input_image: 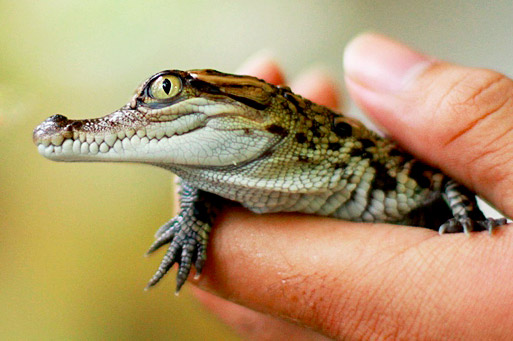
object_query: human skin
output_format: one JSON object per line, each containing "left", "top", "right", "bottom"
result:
{"left": 186, "top": 33, "right": 513, "bottom": 340}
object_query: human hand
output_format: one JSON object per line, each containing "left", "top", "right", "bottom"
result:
{"left": 189, "top": 33, "right": 513, "bottom": 340}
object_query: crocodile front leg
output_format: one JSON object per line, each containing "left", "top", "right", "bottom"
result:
{"left": 146, "top": 181, "right": 216, "bottom": 293}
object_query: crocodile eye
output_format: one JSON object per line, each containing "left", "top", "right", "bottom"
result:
{"left": 149, "top": 75, "right": 181, "bottom": 99}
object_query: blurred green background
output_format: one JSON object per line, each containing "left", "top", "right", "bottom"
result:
{"left": 1, "top": 1, "right": 512, "bottom": 339}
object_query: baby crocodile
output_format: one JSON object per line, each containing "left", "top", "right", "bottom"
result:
{"left": 33, "top": 69, "right": 506, "bottom": 293}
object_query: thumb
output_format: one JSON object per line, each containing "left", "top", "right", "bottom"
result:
{"left": 344, "top": 33, "right": 513, "bottom": 217}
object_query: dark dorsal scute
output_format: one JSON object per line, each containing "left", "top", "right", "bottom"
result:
{"left": 188, "top": 69, "right": 274, "bottom": 109}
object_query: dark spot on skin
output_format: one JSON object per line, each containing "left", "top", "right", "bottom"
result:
{"left": 186, "top": 76, "right": 268, "bottom": 110}
{"left": 203, "top": 69, "right": 223, "bottom": 75}
{"left": 328, "top": 142, "right": 341, "bottom": 151}
{"left": 297, "top": 155, "right": 309, "bottom": 162}
{"left": 333, "top": 160, "right": 347, "bottom": 169}
{"left": 389, "top": 148, "right": 404, "bottom": 157}
{"left": 69, "top": 121, "right": 83, "bottom": 130}
{"left": 334, "top": 122, "right": 353, "bottom": 138}
{"left": 243, "top": 128, "right": 252, "bottom": 135}
{"left": 311, "top": 121, "right": 323, "bottom": 138}
{"left": 360, "top": 139, "right": 375, "bottom": 149}
{"left": 282, "top": 91, "right": 308, "bottom": 117}
{"left": 409, "top": 161, "right": 433, "bottom": 189}
{"left": 284, "top": 92, "right": 300, "bottom": 107}
{"left": 349, "top": 147, "right": 371, "bottom": 159}
{"left": 370, "top": 161, "right": 398, "bottom": 191}
{"left": 349, "top": 148, "right": 360, "bottom": 157}
{"left": 266, "top": 124, "right": 288, "bottom": 137}
{"left": 295, "top": 132, "right": 307, "bottom": 143}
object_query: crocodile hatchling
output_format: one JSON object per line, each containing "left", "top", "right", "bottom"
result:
{"left": 33, "top": 69, "right": 507, "bottom": 293}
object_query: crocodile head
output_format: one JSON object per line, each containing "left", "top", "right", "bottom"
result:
{"left": 33, "top": 69, "right": 291, "bottom": 168}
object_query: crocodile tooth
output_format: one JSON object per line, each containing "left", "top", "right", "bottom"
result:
{"left": 104, "top": 134, "right": 117, "bottom": 147}
{"left": 149, "top": 139, "right": 158, "bottom": 149}
{"left": 89, "top": 142, "right": 99, "bottom": 154}
{"left": 99, "top": 142, "right": 109, "bottom": 153}
{"left": 62, "top": 139, "right": 73, "bottom": 154}
{"left": 81, "top": 142, "right": 89, "bottom": 154}
{"left": 131, "top": 135, "right": 140, "bottom": 147}
{"left": 72, "top": 140, "right": 81, "bottom": 154}
{"left": 147, "top": 129, "right": 156, "bottom": 139}
{"left": 122, "top": 138, "right": 132, "bottom": 150}
{"left": 51, "top": 135, "right": 64, "bottom": 146}
{"left": 113, "top": 140, "right": 123, "bottom": 153}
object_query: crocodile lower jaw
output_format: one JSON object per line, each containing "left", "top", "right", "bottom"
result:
{"left": 36, "top": 133, "right": 185, "bottom": 161}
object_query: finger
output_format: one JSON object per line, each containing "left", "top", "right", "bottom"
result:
{"left": 236, "top": 50, "right": 285, "bottom": 85}
{"left": 192, "top": 207, "right": 513, "bottom": 339}
{"left": 192, "top": 288, "right": 329, "bottom": 340}
{"left": 344, "top": 33, "right": 513, "bottom": 216}
{"left": 291, "top": 67, "right": 341, "bottom": 110}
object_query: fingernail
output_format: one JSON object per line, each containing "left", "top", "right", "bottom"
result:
{"left": 344, "top": 33, "right": 433, "bottom": 93}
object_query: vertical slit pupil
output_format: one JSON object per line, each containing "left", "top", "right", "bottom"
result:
{"left": 162, "top": 78, "right": 172, "bottom": 95}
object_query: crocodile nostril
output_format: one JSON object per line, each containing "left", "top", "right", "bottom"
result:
{"left": 49, "top": 114, "right": 68, "bottom": 122}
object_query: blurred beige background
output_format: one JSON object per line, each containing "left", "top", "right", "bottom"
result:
{"left": 1, "top": 1, "right": 512, "bottom": 339}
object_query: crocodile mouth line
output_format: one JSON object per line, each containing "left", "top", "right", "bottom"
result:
{"left": 34, "top": 111, "right": 209, "bottom": 158}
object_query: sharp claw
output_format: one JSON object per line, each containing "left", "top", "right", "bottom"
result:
{"left": 146, "top": 243, "right": 180, "bottom": 288}
{"left": 174, "top": 246, "right": 194, "bottom": 293}
{"left": 461, "top": 218, "right": 473, "bottom": 236}
{"left": 439, "top": 217, "right": 508, "bottom": 235}
{"left": 146, "top": 227, "right": 176, "bottom": 256}
{"left": 175, "top": 266, "right": 189, "bottom": 294}
{"left": 154, "top": 217, "right": 179, "bottom": 238}
{"left": 438, "top": 222, "right": 448, "bottom": 235}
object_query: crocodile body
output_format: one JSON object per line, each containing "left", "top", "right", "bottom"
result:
{"left": 33, "top": 69, "right": 506, "bottom": 293}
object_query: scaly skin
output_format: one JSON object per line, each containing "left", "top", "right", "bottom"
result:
{"left": 33, "top": 69, "right": 506, "bottom": 293}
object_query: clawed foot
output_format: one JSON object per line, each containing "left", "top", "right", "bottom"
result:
{"left": 439, "top": 217, "right": 508, "bottom": 235}
{"left": 145, "top": 183, "right": 214, "bottom": 294}
{"left": 145, "top": 217, "right": 210, "bottom": 294}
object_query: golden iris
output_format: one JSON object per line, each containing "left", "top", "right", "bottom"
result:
{"left": 149, "top": 75, "right": 181, "bottom": 99}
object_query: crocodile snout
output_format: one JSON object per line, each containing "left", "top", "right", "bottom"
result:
{"left": 33, "top": 114, "right": 72, "bottom": 144}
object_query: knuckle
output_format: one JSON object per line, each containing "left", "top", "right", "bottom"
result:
{"left": 432, "top": 70, "right": 513, "bottom": 147}
{"left": 439, "top": 70, "right": 511, "bottom": 112}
